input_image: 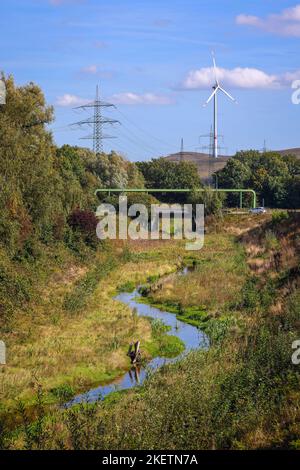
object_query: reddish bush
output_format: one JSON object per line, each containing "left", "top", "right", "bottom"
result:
{"left": 67, "top": 209, "right": 98, "bottom": 234}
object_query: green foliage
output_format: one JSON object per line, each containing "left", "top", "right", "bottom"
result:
{"left": 148, "top": 318, "right": 185, "bottom": 358}
{"left": 102, "top": 192, "right": 159, "bottom": 213}
{"left": 0, "top": 76, "right": 58, "bottom": 252}
{"left": 264, "top": 230, "right": 280, "bottom": 251}
{"left": 63, "top": 257, "right": 118, "bottom": 313}
{"left": 286, "top": 176, "right": 300, "bottom": 209}
{"left": 0, "top": 75, "right": 146, "bottom": 328}
{"left": 0, "top": 252, "right": 32, "bottom": 323}
{"left": 17, "top": 386, "right": 47, "bottom": 450}
{"left": 117, "top": 281, "right": 136, "bottom": 293}
{"left": 271, "top": 210, "right": 289, "bottom": 225}
{"left": 216, "top": 150, "right": 300, "bottom": 208}
{"left": 126, "top": 192, "right": 159, "bottom": 211}
{"left": 241, "top": 276, "right": 276, "bottom": 312}
{"left": 90, "top": 151, "right": 145, "bottom": 190}
{"left": 189, "top": 186, "right": 225, "bottom": 215}
{"left": 50, "top": 384, "right": 75, "bottom": 405}
{"left": 137, "top": 158, "right": 201, "bottom": 202}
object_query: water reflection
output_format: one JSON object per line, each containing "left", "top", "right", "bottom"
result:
{"left": 65, "top": 282, "right": 209, "bottom": 407}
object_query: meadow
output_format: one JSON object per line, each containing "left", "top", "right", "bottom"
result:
{"left": 1, "top": 212, "right": 300, "bottom": 449}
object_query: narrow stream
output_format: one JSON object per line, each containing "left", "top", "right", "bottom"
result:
{"left": 65, "top": 270, "right": 209, "bottom": 407}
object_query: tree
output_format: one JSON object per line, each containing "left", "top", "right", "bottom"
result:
{"left": 286, "top": 176, "right": 300, "bottom": 209}
{"left": 216, "top": 150, "right": 298, "bottom": 208}
{"left": 88, "top": 151, "right": 144, "bottom": 190}
{"left": 0, "top": 75, "right": 61, "bottom": 250}
{"left": 189, "top": 187, "right": 225, "bottom": 216}
{"left": 136, "top": 158, "right": 201, "bottom": 202}
{"left": 55, "top": 145, "right": 98, "bottom": 213}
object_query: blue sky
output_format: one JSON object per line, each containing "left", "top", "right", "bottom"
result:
{"left": 1, "top": 0, "right": 300, "bottom": 160}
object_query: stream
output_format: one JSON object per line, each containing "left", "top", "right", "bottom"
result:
{"left": 65, "top": 269, "right": 209, "bottom": 407}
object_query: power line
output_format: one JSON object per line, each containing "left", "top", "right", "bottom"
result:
{"left": 115, "top": 107, "right": 176, "bottom": 152}
{"left": 70, "top": 85, "right": 120, "bottom": 155}
{"left": 118, "top": 122, "right": 165, "bottom": 155}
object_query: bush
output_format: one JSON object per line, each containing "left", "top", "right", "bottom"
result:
{"left": 0, "top": 260, "right": 31, "bottom": 322}
{"left": 271, "top": 210, "right": 289, "bottom": 225}
{"left": 50, "top": 384, "right": 75, "bottom": 404}
{"left": 67, "top": 209, "right": 98, "bottom": 248}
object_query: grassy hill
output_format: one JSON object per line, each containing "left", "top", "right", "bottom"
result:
{"left": 164, "top": 148, "right": 300, "bottom": 183}
{"left": 278, "top": 148, "right": 300, "bottom": 158}
{"left": 164, "top": 151, "right": 230, "bottom": 183}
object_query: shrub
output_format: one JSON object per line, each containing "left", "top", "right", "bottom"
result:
{"left": 50, "top": 384, "right": 75, "bottom": 405}
{"left": 272, "top": 210, "right": 289, "bottom": 225}
{"left": 0, "top": 260, "right": 31, "bottom": 321}
{"left": 264, "top": 230, "right": 280, "bottom": 251}
{"left": 67, "top": 209, "right": 98, "bottom": 248}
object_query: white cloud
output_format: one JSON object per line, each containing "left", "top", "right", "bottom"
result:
{"left": 79, "top": 64, "right": 115, "bottom": 79}
{"left": 236, "top": 15, "right": 262, "bottom": 27}
{"left": 56, "top": 92, "right": 174, "bottom": 107}
{"left": 182, "top": 66, "right": 280, "bottom": 90}
{"left": 236, "top": 4, "right": 300, "bottom": 37}
{"left": 81, "top": 64, "right": 98, "bottom": 74}
{"left": 56, "top": 94, "right": 89, "bottom": 107}
{"left": 110, "top": 92, "right": 174, "bottom": 105}
{"left": 282, "top": 70, "right": 300, "bottom": 85}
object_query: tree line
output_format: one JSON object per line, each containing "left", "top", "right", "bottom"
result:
{"left": 1, "top": 75, "right": 300, "bottom": 263}
{"left": 216, "top": 150, "right": 300, "bottom": 208}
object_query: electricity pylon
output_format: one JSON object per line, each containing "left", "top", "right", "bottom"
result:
{"left": 180, "top": 138, "right": 184, "bottom": 161}
{"left": 71, "top": 85, "right": 119, "bottom": 155}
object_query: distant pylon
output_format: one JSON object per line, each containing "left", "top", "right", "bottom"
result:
{"left": 180, "top": 138, "right": 184, "bottom": 161}
{"left": 199, "top": 127, "right": 226, "bottom": 187}
{"left": 93, "top": 85, "right": 103, "bottom": 154}
{"left": 70, "top": 85, "right": 120, "bottom": 155}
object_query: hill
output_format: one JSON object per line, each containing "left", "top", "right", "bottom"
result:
{"left": 278, "top": 148, "right": 300, "bottom": 158}
{"left": 164, "top": 151, "right": 231, "bottom": 183}
{"left": 164, "top": 148, "right": 300, "bottom": 183}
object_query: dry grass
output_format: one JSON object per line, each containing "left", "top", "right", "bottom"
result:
{"left": 150, "top": 233, "right": 247, "bottom": 311}
{"left": 0, "top": 246, "right": 181, "bottom": 412}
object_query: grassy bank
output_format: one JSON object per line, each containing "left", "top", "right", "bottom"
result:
{"left": 0, "top": 240, "right": 186, "bottom": 424}
{"left": 138, "top": 233, "right": 247, "bottom": 336}
{"left": 2, "top": 214, "right": 300, "bottom": 449}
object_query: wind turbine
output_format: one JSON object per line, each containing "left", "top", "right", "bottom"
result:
{"left": 204, "top": 53, "right": 237, "bottom": 159}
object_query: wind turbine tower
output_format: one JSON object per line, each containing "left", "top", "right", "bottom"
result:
{"left": 204, "top": 53, "right": 237, "bottom": 159}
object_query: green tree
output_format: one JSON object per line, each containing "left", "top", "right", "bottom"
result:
{"left": 286, "top": 176, "right": 300, "bottom": 209}
{"left": 0, "top": 75, "right": 60, "bottom": 251}
{"left": 216, "top": 150, "right": 297, "bottom": 208}
{"left": 88, "top": 151, "right": 144, "bottom": 190}
{"left": 136, "top": 158, "right": 201, "bottom": 202}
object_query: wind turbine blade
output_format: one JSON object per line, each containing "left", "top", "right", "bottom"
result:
{"left": 212, "top": 51, "right": 219, "bottom": 86}
{"left": 219, "top": 86, "right": 237, "bottom": 103}
{"left": 203, "top": 87, "right": 218, "bottom": 106}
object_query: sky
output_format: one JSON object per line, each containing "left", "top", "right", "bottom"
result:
{"left": 1, "top": 0, "right": 300, "bottom": 161}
